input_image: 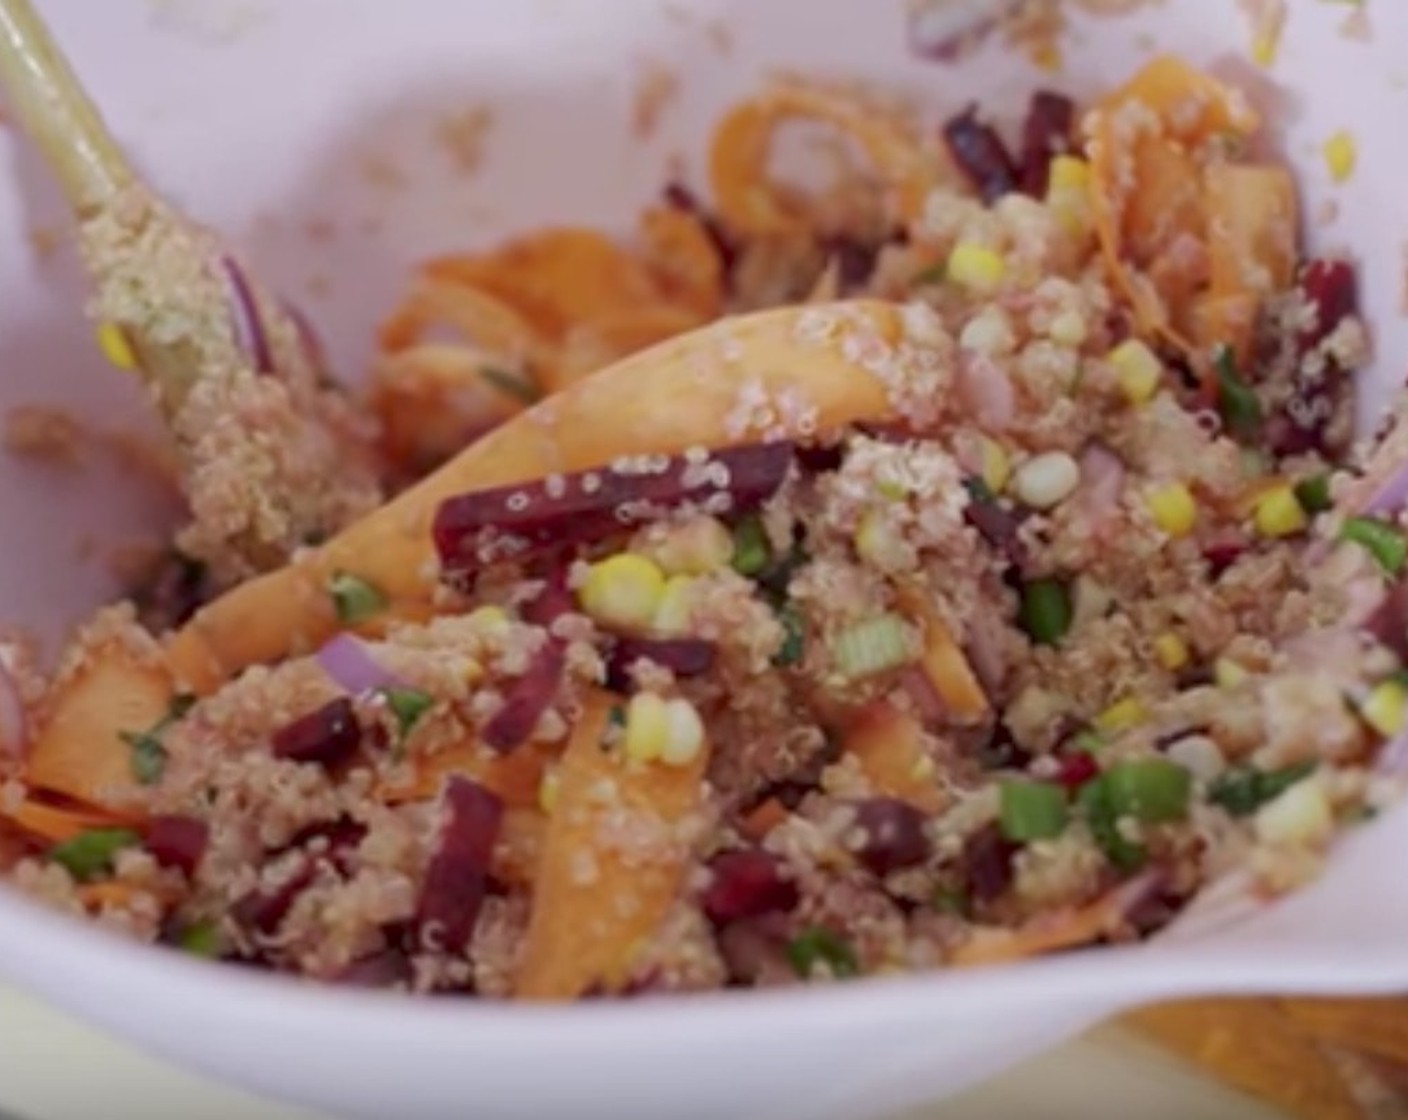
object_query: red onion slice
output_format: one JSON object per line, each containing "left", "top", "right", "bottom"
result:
{"left": 899, "top": 665, "right": 948, "bottom": 725}
{"left": 315, "top": 634, "right": 403, "bottom": 695}
{"left": 1076, "top": 442, "right": 1126, "bottom": 529}
{"left": 1379, "top": 727, "right": 1408, "bottom": 775}
{"left": 220, "top": 255, "right": 274, "bottom": 375}
{"left": 1362, "top": 465, "right": 1408, "bottom": 519}
{"left": 281, "top": 297, "right": 326, "bottom": 372}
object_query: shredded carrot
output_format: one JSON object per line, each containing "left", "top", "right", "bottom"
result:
{"left": 1, "top": 795, "right": 132, "bottom": 843}
{"left": 167, "top": 301, "right": 903, "bottom": 690}
{"left": 637, "top": 205, "right": 726, "bottom": 318}
{"left": 515, "top": 691, "right": 709, "bottom": 999}
{"left": 738, "top": 796, "right": 789, "bottom": 841}
{"left": 25, "top": 638, "right": 175, "bottom": 810}
{"left": 895, "top": 585, "right": 988, "bottom": 725}
{"left": 841, "top": 700, "right": 945, "bottom": 814}
{"left": 708, "top": 82, "right": 943, "bottom": 238}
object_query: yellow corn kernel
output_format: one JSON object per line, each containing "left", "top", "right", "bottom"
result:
{"left": 660, "top": 698, "right": 706, "bottom": 767}
{"left": 1252, "top": 484, "right": 1308, "bottom": 539}
{"left": 467, "top": 605, "right": 510, "bottom": 634}
{"left": 1153, "top": 633, "right": 1190, "bottom": 672}
{"left": 1048, "top": 155, "right": 1090, "bottom": 193}
{"left": 652, "top": 574, "right": 696, "bottom": 636}
{"left": 1094, "top": 697, "right": 1147, "bottom": 736}
{"left": 96, "top": 321, "right": 137, "bottom": 370}
{"left": 1323, "top": 130, "right": 1356, "bottom": 184}
{"left": 645, "top": 517, "right": 734, "bottom": 576}
{"left": 624, "top": 692, "right": 669, "bottom": 763}
{"left": 577, "top": 554, "right": 665, "bottom": 631}
{"left": 981, "top": 437, "right": 1011, "bottom": 494}
{"left": 1109, "top": 339, "right": 1162, "bottom": 405}
{"left": 1046, "top": 157, "right": 1092, "bottom": 238}
{"left": 537, "top": 768, "right": 560, "bottom": 815}
{"left": 1145, "top": 482, "right": 1198, "bottom": 538}
{"left": 1361, "top": 680, "right": 1408, "bottom": 738}
{"left": 946, "top": 243, "right": 1006, "bottom": 296}
{"left": 461, "top": 657, "right": 484, "bottom": 685}
{"left": 1215, "top": 657, "right": 1248, "bottom": 689}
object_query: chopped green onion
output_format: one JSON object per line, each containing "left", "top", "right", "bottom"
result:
{"left": 174, "top": 920, "right": 223, "bottom": 959}
{"left": 932, "top": 885, "right": 971, "bottom": 917}
{"left": 1209, "top": 761, "right": 1315, "bottom": 817}
{"left": 786, "top": 926, "right": 858, "bottom": 979}
{"left": 1068, "top": 730, "right": 1105, "bottom": 755}
{"left": 1101, "top": 758, "right": 1192, "bottom": 823}
{"left": 731, "top": 516, "right": 771, "bottom": 577}
{"left": 328, "top": 571, "right": 387, "bottom": 624}
{"left": 382, "top": 687, "right": 433, "bottom": 737}
{"left": 773, "top": 602, "right": 806, "bottom": 667}
{"left": 1294, "top": 473, "right": 1333, "bottom": 514}
{"left": 1339, "top": 516, "right": 1408, "bottom": 576}
{"left": 1076, "top": 777, "right": 1147, "bottom": 872}
{"left": 999, "top": 779, "right": 1069, "bottom": 842}
{"left": 1019, "top": 579, "right": 1072, "bottom": 646}
{"left": 831, "top": 613, "right": 912, "bottom": 679}
{"left": 478, "top": 365, "right": 539, "bottom": 405}
{"left": 48, "top": 828, "right": 140, "bottom": 881}
{"left": 1213, "top": 345, "right": 1262, "bottom": 438}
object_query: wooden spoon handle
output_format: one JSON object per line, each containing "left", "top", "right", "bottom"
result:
{"left": 0, "top": 0, "right": 132, "bottom": 217}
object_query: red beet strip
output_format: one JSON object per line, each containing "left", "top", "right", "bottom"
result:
{"left": 605, "top": 637, "right": 717, "bottom": 692}
{"left": 943, "top": 105, "right": 1017, "bottom": 204}
{"left": 432, "top": 441, "right": 795, "bottom": 575}
{"left": 413, "top": 777, "right": 504, "bottom": 954}
{"left": 1018, "top": 91, "right": 1074, "bottom": 197}
{"left": 271, "top": 696, "right": 363, "bottom": 768}
{"left": 144, "top": 815, "right": 209, "bottom": 878}
{"left": 701, "top": 849, "right": 799, "bottom": 926}
{"left": 481, "top": 640, "right": 567, "bottom": 753}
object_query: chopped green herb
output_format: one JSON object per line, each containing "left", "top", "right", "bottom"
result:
{"left": 911, "top": 262, "right": 948, "bottom": 287}
{"left": 119, "top": 692, "right": 197, "bottom": 786}
{"left": 963, "top": 476, "right": 997, "bottom": 505}
{"left": 327, "top": 571, "right": 387, "bottom": 624}
{"left": 1069, "top": 730, "right": 1105, "bottom": 755}
{"left": 932, "top": 885, "right": 971, "bottom": 917}
{"left": 122, "top": 731, "right": 168, "bottom": 785}
{"left": 479, "top": 365, "right": 539, "bottom": 405}
{"left": 1101, "top": 758, "right": 1192, "bottom": 824}
{"left": 1019, "top": 579, "right": 1072, "bottom": 646}
{"left": 773, "top": 602, "right": 806, "bottom": 667}
{"left": 999, "top": 779, "right": 1069, "bottom": 842}
{"left": 786, "top": 926, "right": 858, "bottom": 979}
{"left": 758, "top": 546, "right": 808, "bottom": 602}
{"left": 381, "top": 688, "right": 433, "bottom": 738}
{"left": 1077, "top": 777, "right": 1147, "bottom": 872}
{"left": 1213, "top": 345, "right": 1263, "bottom": 438}
{"left": 174, "top": 920, "right": 223, "bottom": 959}
{"left": 1294, "top": 473, "right": 1333, "bottom": 514}
{"left": 48, "top": 828, "right": 140, "bottom": 881}
{"left": 607, "top": 704, "right": 627, "bottom": 729}
{"left": 1339, "top": 516, "right": 1408, "bottom": 576}
{"left": 730, "top": 516, "right": 771, "bottom": 577}
{"left": 1209, "top": 761, "right": 1315, "bottom": 817}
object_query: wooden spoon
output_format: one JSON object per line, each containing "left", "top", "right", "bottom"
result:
{"left": 0, "top": 0, "right": 383, "bottom": 579}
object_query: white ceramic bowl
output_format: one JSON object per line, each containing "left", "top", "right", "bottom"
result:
{"left": 3, "top": 3, "right": 1408, "bottom": 1118}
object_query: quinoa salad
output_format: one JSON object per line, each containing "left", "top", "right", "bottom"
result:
{"left": 1, "top": 55, "right": 1404, "bottom": 1000}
